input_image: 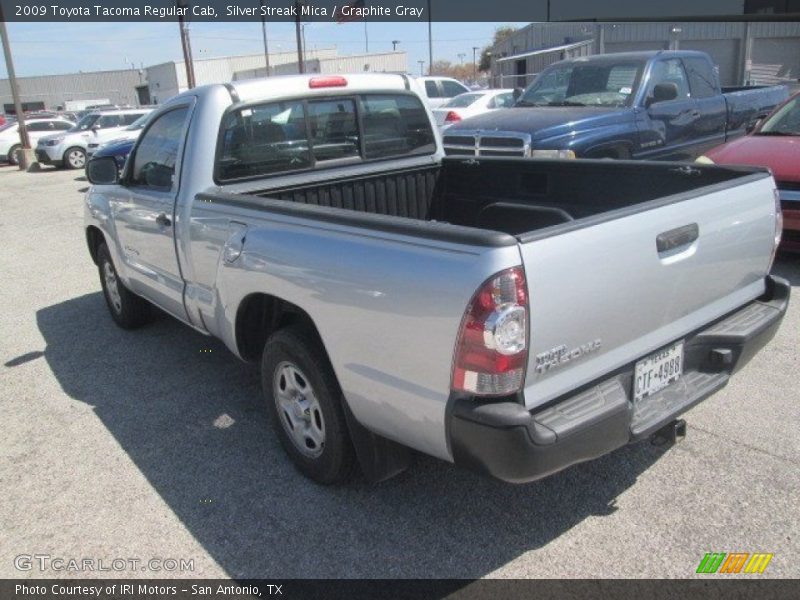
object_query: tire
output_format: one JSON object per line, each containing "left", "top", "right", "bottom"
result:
{"left": 63, "top": 146, "right": 86, "bottom": 170}
{"left": 7, "top": 144, "right": 20, "bottom": 166}
{"left": 261, "top": 325, "right": 356, "bottom": 484}
{"left": 96, "top": 242, "right": 152, "bottom": 329}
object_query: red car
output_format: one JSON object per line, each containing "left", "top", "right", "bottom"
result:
{"left": 702, "top": 92, "right": 800, "bottom": 252}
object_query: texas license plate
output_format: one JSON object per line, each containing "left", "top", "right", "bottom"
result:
{"left": 634, "top": 341, "right": 684, "bottom": 402}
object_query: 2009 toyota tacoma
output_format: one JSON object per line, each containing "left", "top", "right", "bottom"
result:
{"left": 84, "top": 73, "right": 789, "bottom": 484}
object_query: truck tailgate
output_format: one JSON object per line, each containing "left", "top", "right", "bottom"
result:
{"left": 520, "top": 174, "right": 777, "bottom": 409}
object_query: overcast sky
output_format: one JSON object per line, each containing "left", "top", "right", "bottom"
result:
{"left": 1, "top": 21, "right": 528, "bottom": 78}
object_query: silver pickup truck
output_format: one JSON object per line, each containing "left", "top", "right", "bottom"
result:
{"left": 84, "top": 73, "right": 789, "bottom": 485}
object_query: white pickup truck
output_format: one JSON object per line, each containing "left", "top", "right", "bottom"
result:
{"left": 84, "top": 73, "right": 789, "bottom": 484}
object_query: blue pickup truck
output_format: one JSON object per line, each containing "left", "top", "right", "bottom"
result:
{"left": 443, "top": 50, "right": 789, "bottom": 161}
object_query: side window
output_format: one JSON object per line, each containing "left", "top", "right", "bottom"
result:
{"left": 361, "top": 94, "right": 436, "bottom": 159}
{"left": 424, "top": 80, "right": 440, "bottom": 98}
{"left": 683, "top": 58, "right": 718, "bottom": 99}
{"left": 491, "top": 93, "right": 515, "bottom": 108}
{"left": 648, "top": 59, "right": 691, "bottom": 100}
{"left": 441, "top": 80, "right": 468, "bottom": 98}
{"left": 130, "top": 107, "right": 189, "bottom": 190}
{"left": 218, "top": 100, "right": 309, "bottom": 181}
{"left": 122, "top": 113, "right": 144, "bottom": 125}
{"left": 96, "top": 114, "right": 122, "bottom": 128}
{"left": 27, "top": 121, "right": 52, "bottom": 132}
{"left": 307, "top": 99, "right": 359, "bottom": 162}
{"left": 53, "top": 121, "right": 73, "bottom": 130}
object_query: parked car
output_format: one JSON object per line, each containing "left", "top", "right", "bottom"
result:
{"left": 84, "top": 73, "right": 788, "bottom": 485}
{"left": 699, "top": 92, "right": 800, "bottom": 252}
{"left": 35, "top": 108, "right": 151, "bottom": 169}
{"left": 443, "top": 51, "right": 789, "bottom": 160}
{"left": 432, "top": 89, "right": 516, "bottom": 130}
{"left": 0, "top": 117, "right": 74, "bottom": 165}
{"left": 86, "top": 137, "right": 135, "bottom": 175}
{"left": 415, "top": 76, "right": 471, "bottom": 108}
{"left": 87, "top": 112, "right": 152, "bottom": 158}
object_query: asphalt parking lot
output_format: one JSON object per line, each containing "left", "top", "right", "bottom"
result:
{"left": 1, "top": 164, "right": 798, "bottom": 579}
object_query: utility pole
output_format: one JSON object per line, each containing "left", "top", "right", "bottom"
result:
{"left": 176, "top": 0, "right": 196, "bottom": 88}
{"left": 364, "top": 21, "right": 368, "bottom": 54}
{"left": 295, "top": 0, "right": 304, "bottom": 73}
{"left": 392, "top": 40, "right": 400, "bottom": 52}
{"left": 418, "top": 60, "right": 425, "bottom": 76}
{"left": 259, "top": 0, "right": 270, "bottom": 76}
{"left": 0, "top": 6, "right": 32, "bottom": 169}
{"left": 458, "top": 53, "right": 466, "bottom": 65}
{"left": 427, "top": 0, "right": 433, "bottom": 74}
{"left": 472, "top": 46, "right": 480, "bottom": 82}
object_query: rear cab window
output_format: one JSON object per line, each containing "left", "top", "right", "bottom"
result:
{"left": 217, "top": 93, "right": 436, "bottom": 183}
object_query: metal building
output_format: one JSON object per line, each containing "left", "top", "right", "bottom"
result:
{"left": 491, "top": 22, "right": 800, "bottom": 89}
{"left": 145, "top": 47, "right": 340, "bottom": 104}
{"left": 233, "top": 51, "right": 408, "bottom": 80}
{"left": 0, "top": 68, "right": 144, "bottom": 114}
{"left": 1, "top": 48, "right": 409, "bottom": 114}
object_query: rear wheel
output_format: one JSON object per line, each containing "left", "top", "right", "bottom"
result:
{"left": 7, "top": 144, "right": 20, "bottom": 166}
{"left": 63, "top": 147, "right": 86, "bottom": 170}
{"left": 97, "top": 242, "right": 152, "bottom": 329}
{"left": 261, "top": 325, "right": 356, "bottom": 484}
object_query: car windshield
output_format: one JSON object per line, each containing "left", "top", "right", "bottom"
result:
{"left": 757, "top": 97, "right": 800, "bottom": 136}
{"left": 517, "top": 61, "right": 643, "bottom": 108}
{"left": 68, "top": 114, "right": 100, "bottom": 132}
{"left": 125, "top": 113, "right": 150, "bottom": 131}
{"left": 442, "top": 93, "right": 485, "bottom": 108}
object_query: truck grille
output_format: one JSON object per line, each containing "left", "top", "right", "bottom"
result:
{"left": 443, "top": 130, "right": 531, "bottom": 158}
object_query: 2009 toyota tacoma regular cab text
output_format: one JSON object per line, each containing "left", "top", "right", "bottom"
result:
{"left": 84, "top": 73, "right": 789, "bottom": 485}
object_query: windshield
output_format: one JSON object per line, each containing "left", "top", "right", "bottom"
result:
{"left": 758, "top": 97, "right": 800, "bottom": 136}
{"left": 518, "top": 61, "right": 643, "bottom": 108}
{"left": 125, "top": 113, "right": 150, "bottom": 131}
{"left": 68, "top": 114, "right": 100, "bottom": 132}
{"left": 442, "top": 93, "right": 485, "bottom": 108}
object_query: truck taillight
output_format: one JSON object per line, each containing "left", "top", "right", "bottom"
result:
{"left": 768, "top": 188, "right": 783, "bottom": 272}
{"left": 444, "top": 111, "right": 462, "bottom": 123}
{"left": 452, "top": 267, "right": 529, "bottom": 396}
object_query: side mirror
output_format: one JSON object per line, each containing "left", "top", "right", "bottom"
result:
{"left": 513, "top": 88, "right": 523, "bottom": 101}
{"left": 646, "top": 82, "right": 679, "bottom": 107}
{"left": 86, "top": 156, "right": 119, "bottom": 185}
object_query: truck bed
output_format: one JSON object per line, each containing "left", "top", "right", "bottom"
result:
{"left": 206, "top": 157, "right": 766, "bottom": 242}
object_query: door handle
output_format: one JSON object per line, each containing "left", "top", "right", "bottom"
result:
{"left": 657, "top": 223, "right": 699, "bottom": 253}
{"left": 156, "top": 213, "right": 172, "bottom": 227}
{"left": 690, "top": 110, "right": 701, "bottom": 118}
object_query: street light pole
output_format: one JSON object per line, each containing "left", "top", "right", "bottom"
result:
{"left": 0, "top": 7, "right": 32, "bottom": 169}
{"left": 472, "top": 46, "right": 479, "bottom": 83}
{"left": 259, "top": 0, "right": 270, "bottom": 76}
{"left": 418, "top": 60, "right": 425, "bottom": 76}
{"left": 392, "top": 40, "right": 400, "bottom": 51}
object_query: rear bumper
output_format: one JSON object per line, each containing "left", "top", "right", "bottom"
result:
{"left": 449, "top": 276, "right": 790, "bottom": 483}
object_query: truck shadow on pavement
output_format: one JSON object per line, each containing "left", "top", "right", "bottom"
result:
{"left": 34, "top": 292, "right": 669, "bottom": 578}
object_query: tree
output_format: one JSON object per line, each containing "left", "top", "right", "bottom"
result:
{"left": 429, "top": 60, "right": 473, "bottom": 81}
{"left": 479, "top": 25, "right": 518, "bottom": 72}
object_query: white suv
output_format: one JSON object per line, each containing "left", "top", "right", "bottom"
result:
{"left": 0, "top": 117, "right": 74, "bottom": 165}
{"left": 415, "top": 77, "right": 471, "bottom": 108}
{"left": 36, "top": 108, "right": 151, "bottom": 169}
